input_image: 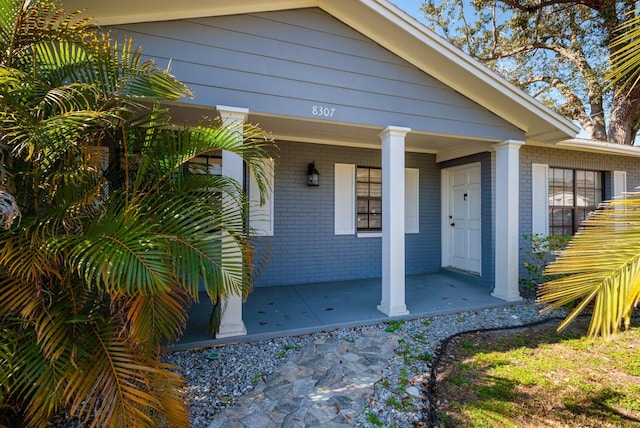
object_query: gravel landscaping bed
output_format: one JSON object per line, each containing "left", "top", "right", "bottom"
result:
{"left": 163, "top": 301, "right": 566, "bottom": 427}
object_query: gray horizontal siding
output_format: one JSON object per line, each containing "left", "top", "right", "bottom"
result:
{"left": 113, "top": 8, "right": 522, "bottom": 141}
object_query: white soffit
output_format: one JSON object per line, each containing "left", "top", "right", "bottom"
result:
{"left": 63, "top": 0, "right": 579, "bottom": 143}
{"left": 63, "top": 0, "right": 317, "bottom": 25}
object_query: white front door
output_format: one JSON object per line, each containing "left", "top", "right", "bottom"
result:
{"left": 445, "top": 164, "right": 482, "bottom": 274}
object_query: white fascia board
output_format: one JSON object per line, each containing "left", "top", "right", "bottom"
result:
{"left": 552, "top": 138, "right": 640, "bottom": 157}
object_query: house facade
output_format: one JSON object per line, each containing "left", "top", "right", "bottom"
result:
{"left": 71, "top": 0, "right": 640, "bottom": 337}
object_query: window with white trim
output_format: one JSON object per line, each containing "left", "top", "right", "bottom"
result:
{"left": 533, "top": 164, "right": 628, "bottom": 237}
{"left": 334, "top": 163, "right": 419, "bottom": 236}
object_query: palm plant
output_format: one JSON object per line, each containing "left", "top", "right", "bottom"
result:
{"left": 0, "top": 1, "right": 274, "bottom": 427}
{"left": 538, "top": 195, "right": 640, "bottom": 339}
{"left": 607, "top": 9, "right": 640, "bottom": 94}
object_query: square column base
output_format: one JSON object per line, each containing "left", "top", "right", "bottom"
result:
{"left": 377, "top": 303, "right": 410, "bottom": 317}
{"left": 216, "top": 321, "right": 247, "bottom": 339}
{"left": 491, "top": 291, "right": 522, "bottom": 302}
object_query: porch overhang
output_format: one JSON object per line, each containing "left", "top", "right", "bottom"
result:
{"left": 162, "top": 101, "right": 498, "bottom": 162}
{"left": 64, "top": 0, "right": 579, "bottom": 145}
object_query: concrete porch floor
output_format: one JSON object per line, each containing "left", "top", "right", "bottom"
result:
{"left": 170, "top": 272, "right": 512, "bottom": 352}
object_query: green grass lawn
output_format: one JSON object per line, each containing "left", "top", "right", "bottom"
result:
{"left": 434, "top": 317, "right": 640, "bottom": 427}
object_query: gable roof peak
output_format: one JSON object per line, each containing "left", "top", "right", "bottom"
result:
{"left": 63, "top": 0, "right": 579, "bottom": 143}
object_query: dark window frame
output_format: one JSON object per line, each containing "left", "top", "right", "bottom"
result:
{"left": 356, "top": 166, "right": 382, "bottom": 232}
{"left": 548, "top": 167, "right": 603, "bottom": 236}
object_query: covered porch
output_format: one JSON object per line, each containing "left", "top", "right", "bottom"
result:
{"left": 170, "top": 272, "right": 516, "bottom": 351}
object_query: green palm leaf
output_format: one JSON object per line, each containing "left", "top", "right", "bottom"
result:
{"left": 0, "top": 0, "right": 276, "bottom": 425}
{"left": 86, "top": 33, "right": 193, "bottom": 102}
{"left": 607, "top": 10, "right": 640, "bottom": 94}
{"left": 61, "top": 209, "right": 175, "bottom": 295}
{"left": 539, "top": 193, "right": 640, "bottom": 338}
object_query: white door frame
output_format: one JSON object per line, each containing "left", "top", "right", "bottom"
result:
{"left": 441, "top": 162, "right": 482, "bottom": 274}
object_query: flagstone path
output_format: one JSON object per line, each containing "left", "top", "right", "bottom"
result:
{"left": 207, "top": 329, "right": 400, "bottom": 427}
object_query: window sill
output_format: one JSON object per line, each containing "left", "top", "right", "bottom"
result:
{"left": 357, "top": 232, "right": 382, "bottom": 238}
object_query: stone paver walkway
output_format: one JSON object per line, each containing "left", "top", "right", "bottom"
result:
{"left": 208, "top": 330, "right": 400, "bottom": 427}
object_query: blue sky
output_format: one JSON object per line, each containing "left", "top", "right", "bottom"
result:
{"left": 389, "top": 0, "right": 427, "bottom": 23}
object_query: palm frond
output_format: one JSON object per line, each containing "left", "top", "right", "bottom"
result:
{"left": 89, "top": 33, "right": 193, "bottom": 101}
{"left": 539, "top": 193, "right": 640, "bottom": 338}
{"left": 0, "top": 188, "right": 20, "bottom": 229}
{"left": 123, "top": 288, "right": 190, "bottom": 351}
{"left": 158, "top": 193, "right": 248, "bottom": 299}
{"left": 1, "top": 1, "right": 92, "bottom": 68}
{"left": 63, "top": 324, "right": 188, "bottom": 428}
{"left": 0, "top": 226, "right": 60, "bottom": 286}
{"left": 2, "top": 317, "right": 73, "bottom": 428}
{"left": 0, "top": 0, "right": 277, "bottom": 425}
{"left": 59, "top": 207, "right": 175, "bottom": 295}
{"left": 607, "top": 9, "right": 640, "bottom": 94}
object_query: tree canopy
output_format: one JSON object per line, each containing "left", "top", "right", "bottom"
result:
{"left": 420, "top": 0, "right": 639, "bottom": 145}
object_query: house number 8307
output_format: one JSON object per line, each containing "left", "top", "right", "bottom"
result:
{"left": 312, "top": 105, "right": 335, "bottom": 117}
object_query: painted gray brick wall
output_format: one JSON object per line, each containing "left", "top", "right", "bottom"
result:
{"left": 253, "top": 141, "right": 440, "bottom": 287}
{"left": 519, "top": 145, "right": 640, "bottom": 279}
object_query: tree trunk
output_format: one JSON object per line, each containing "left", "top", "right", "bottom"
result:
{"left": 608, "top": 90, "right": 640, "bottom": 145}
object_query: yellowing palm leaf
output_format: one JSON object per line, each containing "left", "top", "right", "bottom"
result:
{"left": 0, "top": 0, "right": 275, "bottom": 426}
{"left": 538, "top": 193, "right": 640, "bottom": 338}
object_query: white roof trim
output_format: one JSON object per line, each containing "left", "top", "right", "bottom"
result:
{"left": 65, "top": 0, "right": 580, "bottom": 143}
{"left": 553, "top": 138, "right": 640, "bottom": 157}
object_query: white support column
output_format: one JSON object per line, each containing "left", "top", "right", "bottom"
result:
{"left": 492, "top": 140, "right": 524, "bottom": 302}
{"left": 216, "top": 105, "right": 249, "bottom": 338}
{"left": 378, "top": 126, "right": 411, "bottom": 316}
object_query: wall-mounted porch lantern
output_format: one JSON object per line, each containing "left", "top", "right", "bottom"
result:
{"left": 307, "top": 162, "right": 319, "bottom": 186}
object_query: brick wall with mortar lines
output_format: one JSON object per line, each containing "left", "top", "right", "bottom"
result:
{"left": 518, "top": 145, "right": 640, "bottom": 280}
{"left": 253, "top": 140, "right": 441, "bottom": 287}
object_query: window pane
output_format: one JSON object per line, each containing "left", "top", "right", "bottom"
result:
{"left": 549, "top": 187, "right": 562, "bottom": 206}
{"left": 369, "top": 199, "right": 381, "bottom": 214}
{"left": 357, "top": 215, "right": 369, "bottom": 229}
{"left": 576, "top": 189, "right": 591, "bottom": 207}
{"left": 563, "top": 169, "right": 573, "bottom": 187}
{"left": 357, "top": 168, "right": 369, "bottom": 181}
{"left": 576, "top": 208, "right": 588, "bottom": 223}
{"left": 369, "top": 168, "right": 382, "bottom": 183}
{"left": 356, "top": 183, "right": 369, "bottom": 196}
{"left": 369, "top": 183, "right": 382, "bottom": 197}
{"left": 369, "top": 214, "right": 382, "bottom": 229}
{"left": 357, "top": 199, "right": 369, "bottom": 213}
{"left": 594, "top": 172, "right": 602, "bottom": 188}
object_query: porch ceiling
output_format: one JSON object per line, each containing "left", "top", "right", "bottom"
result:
{"left": 166, "top": 103, "right": 495, "bottom": 162}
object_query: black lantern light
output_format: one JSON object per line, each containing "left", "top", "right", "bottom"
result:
{"left": 307, "top": 162, "right": 319, "bottom": 186}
